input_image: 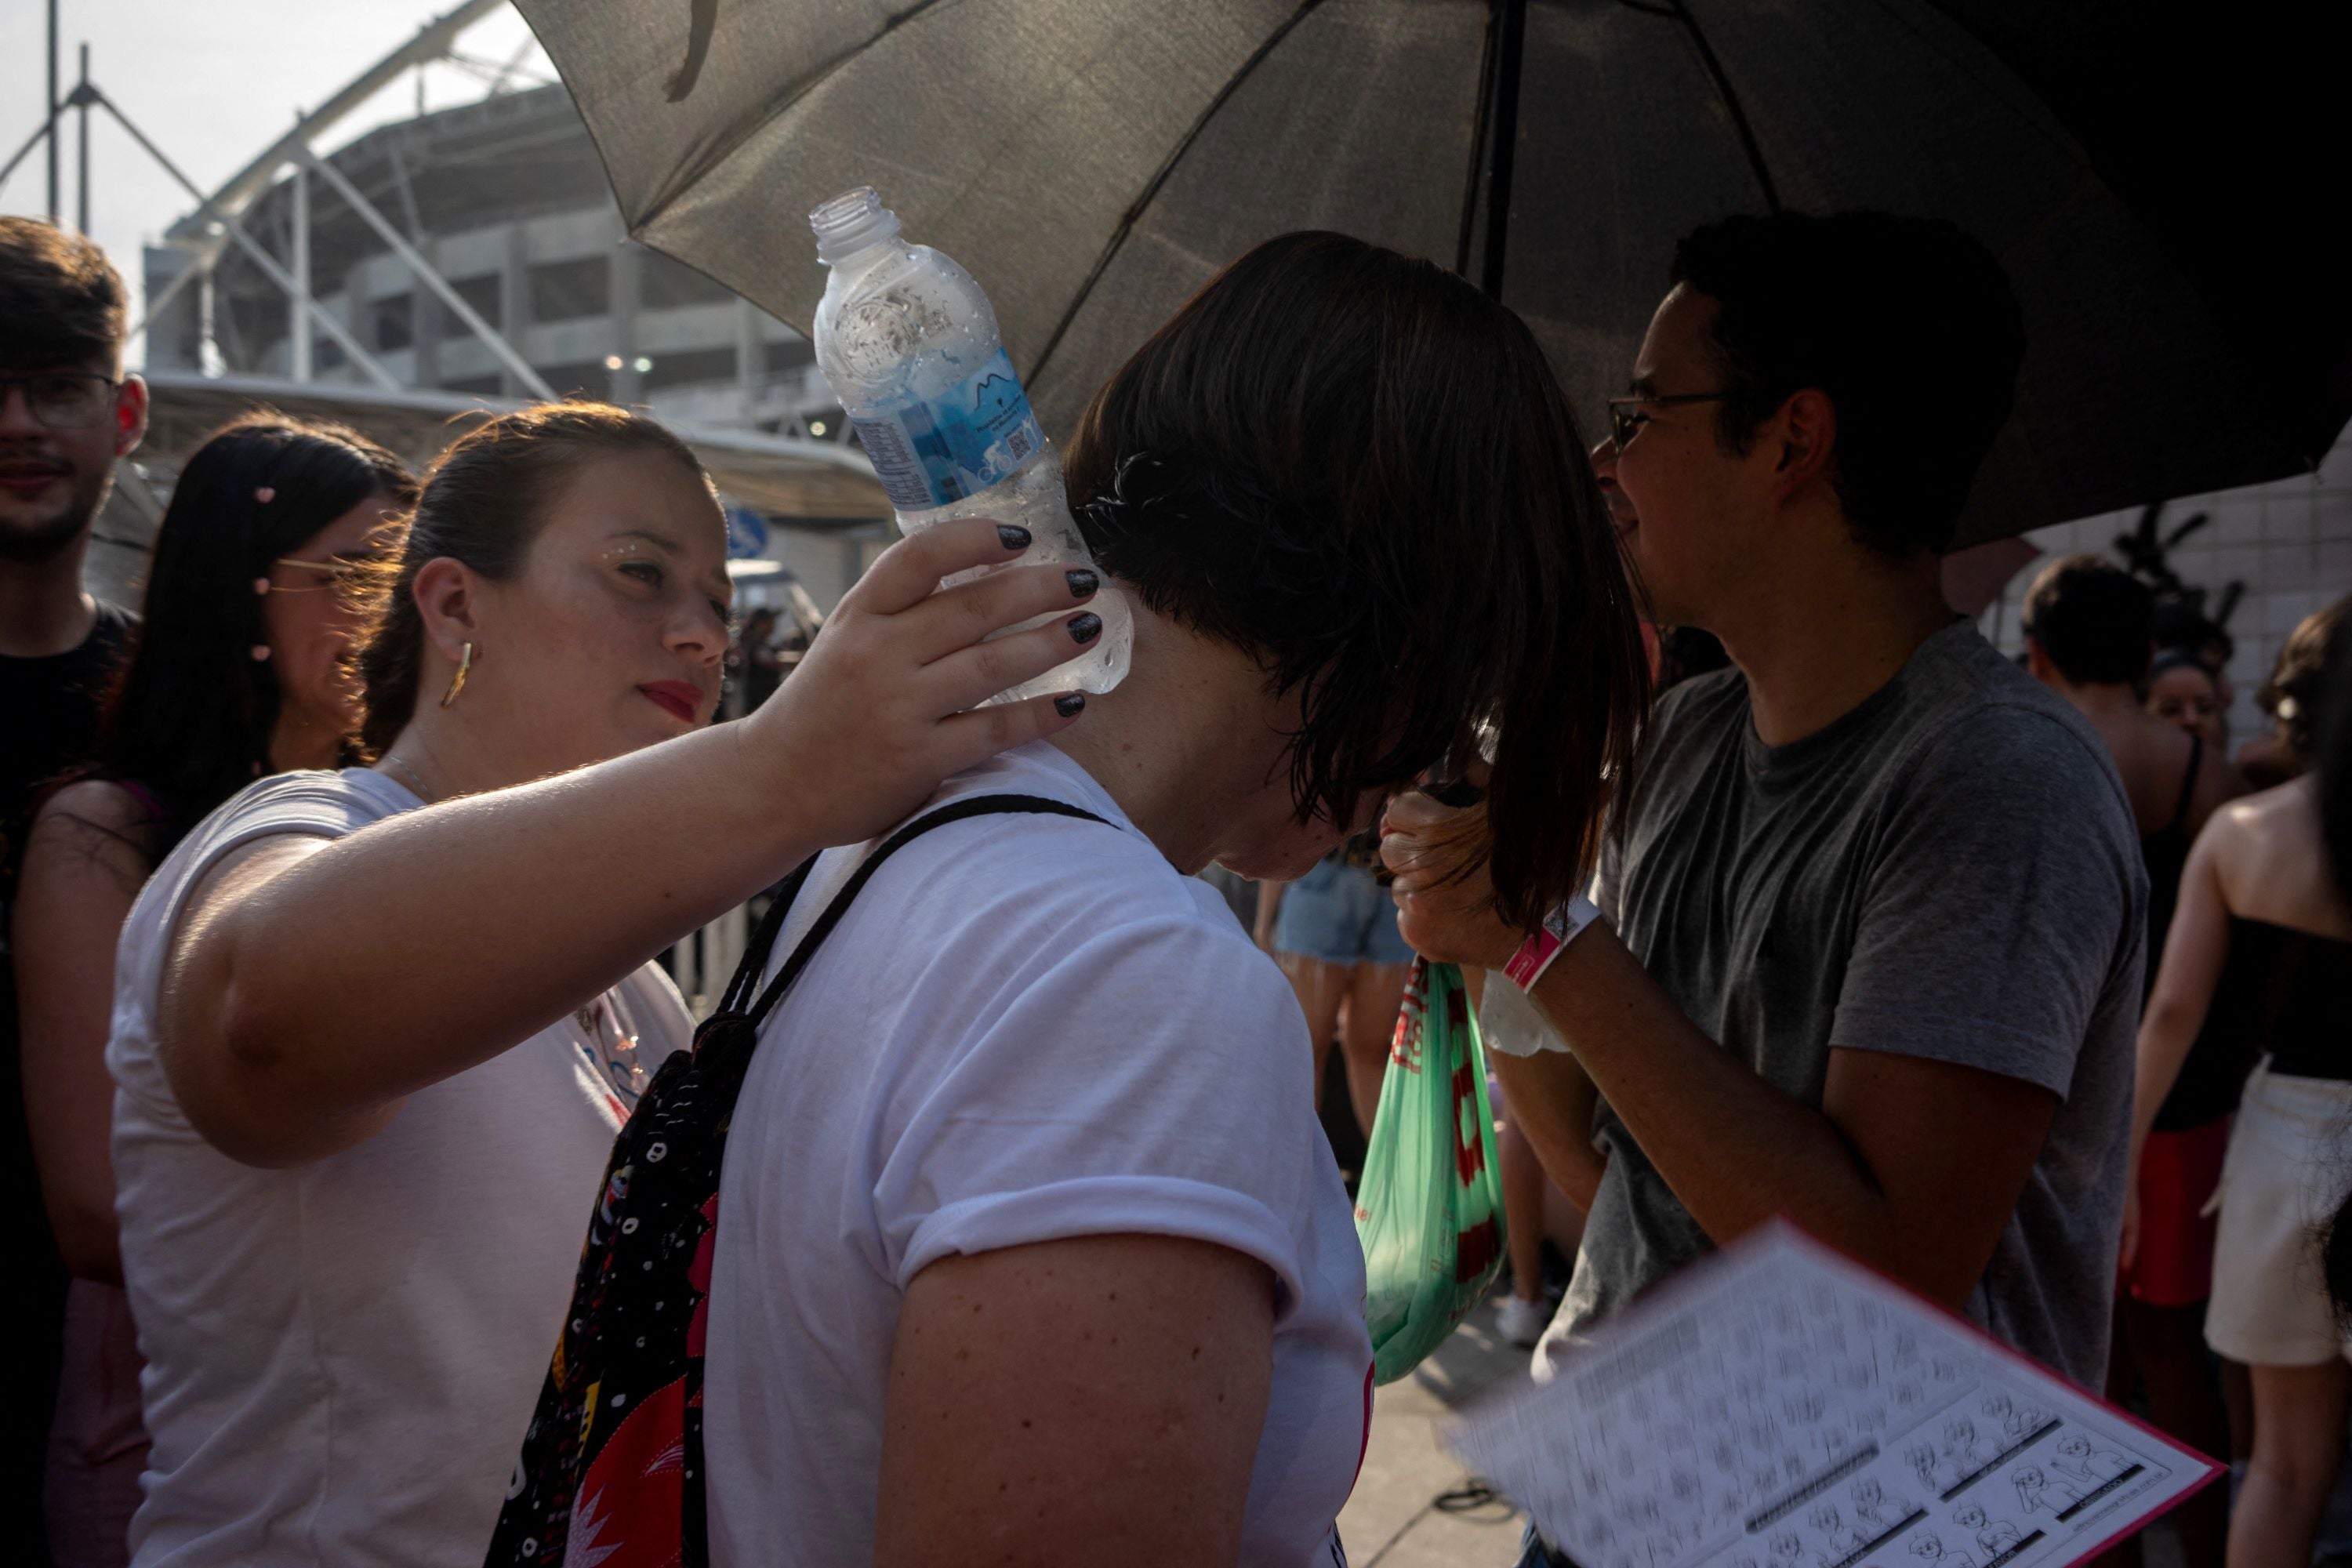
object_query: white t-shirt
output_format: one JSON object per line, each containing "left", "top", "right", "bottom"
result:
{"left": 704, "top": 744, "right": 1372, "bottom": 1566}
{"left": 107, "top": 768, "right": 691, "bottom": 1568}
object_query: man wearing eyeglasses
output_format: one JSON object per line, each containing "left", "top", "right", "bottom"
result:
{"left": 1, "top": 216, "right": 147, "bottom": 1566}
{"left": 1383, "top": 214, "right": 2146, "bottom": 1563}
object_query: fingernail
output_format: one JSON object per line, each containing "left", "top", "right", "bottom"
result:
{"left": 997, "top": 524, "right": 1031, "bottom": 550}
{"left": 1068, "top": 612, "right": 1102, "bottom": 645}
{"left": 1054, "top": 693, "right": 1086, "bottom": 717}
{"left": 1065, "top": 568, "right": 1098, "bottom": 598}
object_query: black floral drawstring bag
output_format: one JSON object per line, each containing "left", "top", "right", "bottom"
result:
{"left": 486, "top": 795, "right": 1107, "bottom": 1566}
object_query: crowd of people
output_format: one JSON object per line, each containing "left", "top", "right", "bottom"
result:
{"left": 2, "top": 194, "right": 2348, "bottom": 1568}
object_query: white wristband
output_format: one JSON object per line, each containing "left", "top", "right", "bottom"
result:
{"left": 1501, "top": 894, "right": 1602, "bottom": 993}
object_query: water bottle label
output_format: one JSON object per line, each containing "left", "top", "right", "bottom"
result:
{"left": 849, "top": 347, "right": 1044, "bottom": 511}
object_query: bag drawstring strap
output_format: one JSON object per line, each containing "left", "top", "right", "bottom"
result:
{"left": 721, "top": 793, "right": 1112, "bottom": 1040}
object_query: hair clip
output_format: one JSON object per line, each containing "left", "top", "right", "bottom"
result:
{"left": 249, "top": 644, "right": 272, "bottom": 662}
{"left": 254, "top": 486, "right": 276, "bottom": 504}
{"left": 252, "top": 576, "right": 272, "bottom": 596}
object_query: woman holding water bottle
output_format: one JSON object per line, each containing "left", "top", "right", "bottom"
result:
{"left": 103, "top": 401, "right": 1103, "bottom": 1567}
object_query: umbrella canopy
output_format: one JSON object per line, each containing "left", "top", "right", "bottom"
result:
{"left": 518, "top": 0, "right": 2348, "bottom": 548}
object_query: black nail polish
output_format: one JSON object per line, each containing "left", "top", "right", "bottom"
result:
{"left": 1054, "top": 693, "right": 1086, "bottom": 717}
{"left": 1068, "top": 612, "right": 1102, "bottom": 645}
{"left": 1065, "top": 568, "right": 1098, "bottom": 598}
{"left": 997, "top": 524, "right": 1031, "bottom": 550}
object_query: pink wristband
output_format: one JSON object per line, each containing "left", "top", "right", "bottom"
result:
{"left": 1501, "top": 894, "right": 1602, "bottom": 991}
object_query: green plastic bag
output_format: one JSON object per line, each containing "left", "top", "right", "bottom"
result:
{"left": 1355, "top": 956, "right": 1507, "bottom": 1385}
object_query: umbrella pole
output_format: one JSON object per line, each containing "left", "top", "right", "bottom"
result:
{"left": 1477, "top": 0, "right": 1528, "bottom": 301}
{"left": 1450, "top": 0, "right": 1529, "bottom": 300}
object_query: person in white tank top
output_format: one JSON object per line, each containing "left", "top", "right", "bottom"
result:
{"left": 110, "top": 402, "right": 1109, "bottom": 1568}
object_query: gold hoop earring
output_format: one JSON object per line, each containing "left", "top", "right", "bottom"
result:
{"left": 441, "top": 641, "right": 474, "bottom": 709}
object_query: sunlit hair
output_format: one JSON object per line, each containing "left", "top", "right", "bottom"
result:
{"left": 2259, "top": 594, "right": 2349, "bottom": 760}
{"left": 1065, "top": 231, "right": 1650, "bottom": 928}
{"left": 96, "top": 412, "right": 412, "bottom": 851}
{"left": 348, "top": 402, "right": 714, "bottom": 757}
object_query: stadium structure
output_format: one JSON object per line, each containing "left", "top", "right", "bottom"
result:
{"left": 16, "top": 0, "right": 891, "bottom": 619}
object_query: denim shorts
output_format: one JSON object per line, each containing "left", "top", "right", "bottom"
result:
{"left": 1273, "top": 855, "right": 1415, "bottom": 966}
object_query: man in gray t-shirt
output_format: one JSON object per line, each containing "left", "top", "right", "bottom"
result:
{"left": 1567, "top": 620, "right": 2143, "bottom": 1387}
{"left": 1381, "top": 212, "right": 2144, "bottom": 1421}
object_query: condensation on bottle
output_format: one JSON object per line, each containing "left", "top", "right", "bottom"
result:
{"left": 808, "top": 187, "right": 1132, "bottom": 702}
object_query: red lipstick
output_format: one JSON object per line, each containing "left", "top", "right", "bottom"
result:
{"left": 637, "top": 681, "right": 702, "bottom": 724}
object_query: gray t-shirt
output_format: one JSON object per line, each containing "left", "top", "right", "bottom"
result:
{"left": 1545, "top": 620, "right": 2145, "bottom": 1390}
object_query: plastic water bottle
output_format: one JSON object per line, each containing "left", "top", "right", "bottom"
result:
{"left": 809, "top": 187, "right": 1131, "bottom": 701}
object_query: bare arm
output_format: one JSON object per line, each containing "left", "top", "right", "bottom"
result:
{"left": 1387, "top": 793, "right": 2060, "bottom": 1312}
{"left": 161, "top": 521, "right": 1105, "bottom": 1168}
{"left": 2129, "top": 824, "right": 2234, "bottom": 1168}
{"left": 1252, "top": 878, "right": 1286, "bottom": 951}
{"left": 1522, "top": 928, "right": 2057, "bottom": 1308}
{"left": 874, "top": 1235, "right": 1274, "bottom": 1567}
{"left": 14, "top": 783, "right": 155, "bottom": 1283}
{"left": 1490, "top": 1049, "right": 1606, "bottom": 1212}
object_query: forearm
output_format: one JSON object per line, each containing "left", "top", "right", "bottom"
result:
{"left": 2128, "top": 1003, "right": 2204, "bottom": 1166}
{"left": 203, "top": 722, "right": 812, "bottom": 1139}
{"left": 1490, "top": 1049, "right": 1606, "bottom": 1210}
{"left": 1526, "top": 930, "right": 1931, "bottom": 1291}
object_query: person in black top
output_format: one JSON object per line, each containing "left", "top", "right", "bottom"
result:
{"left": 2136, "top": 597, "right": 2352, "bottom": 1568}
{"left": 2022, "top": 554, "right": 2245, "bottom": 1566}
{"left": 0, "top": 217, "right": 149, "bottom": 1568}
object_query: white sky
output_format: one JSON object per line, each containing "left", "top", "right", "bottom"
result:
{"left": 0, "top": 1, "right": 554, "bottom": 347}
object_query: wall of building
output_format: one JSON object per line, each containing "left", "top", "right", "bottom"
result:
{"left": 1984, "top": 423, "right": 2352, "bottom": 748}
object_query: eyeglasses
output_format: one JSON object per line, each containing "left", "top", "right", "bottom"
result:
{"left": 1, "top": 372, "right": 122, "bottom": 431}
{"left": 266, "top": 553, "right": 389, "bottom": 593}
{"left": 1606, "top": 391, "right": 1735, "bottom": 451}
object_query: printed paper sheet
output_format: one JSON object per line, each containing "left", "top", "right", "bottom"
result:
{"left": 1447, "top": 1222, "right": 2220, "bottom": 1568}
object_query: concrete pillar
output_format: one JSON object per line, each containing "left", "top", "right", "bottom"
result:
{"left": 412, "top": 236, "right": 442, "bottom": 389}
{"left": 612, "top": 242, "right": 644, "bottom": 405}
{"left": 499, "top": 223, "right": 528, "bottom": 401}
{"left": 736, "top": 296, "right": 760, "bottom": 423}
{"left": 290, "top": 161, "right": 312, "bottom": 380}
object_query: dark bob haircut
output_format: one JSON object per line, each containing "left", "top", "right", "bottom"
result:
{"left": 1669, "top": 211, "right": 2026, "bottom": 556}
{"left": 2024, "top": 554, "right": 2155, "bottom": 688}
{"left": 1065, "top": 231, "right": 1650, "bottom": 929}
{"left": 97, "top": 412, "right": 415, "bottom": 852}
{"left": 350, "top": 401, "right": 712, "bottom": 757}
{"left": 0, "top": 216, "right": 128, "bottom": 372}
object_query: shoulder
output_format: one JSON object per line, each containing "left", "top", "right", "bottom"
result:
{"left": 182, "top": 768, "right": 414, "bottom": 851}
{"left": 32, "top": 777, "right": 162, "bottom": 849}
{"left": 1892, "top": 633, "right": 2130, "bottom": 826}
{"left": 20, "top": 779, "right": 158, "bottom": 903}
{"left": 2201, "top": 776, "right": 2321, "bottom": 877}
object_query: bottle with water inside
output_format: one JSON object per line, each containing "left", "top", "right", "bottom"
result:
{"left": 809, "top": 187, "right": 1131, "bottom": 701}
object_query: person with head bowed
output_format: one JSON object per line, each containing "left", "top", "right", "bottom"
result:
{"left": 604, "top": 232, "right": 1645, "bottom": 1568}
{"left": 15, "top": 413, "right": 412, "bottom": 1566}
{"left": 104, "top": 401, "right": 1107, "bottom": 1567}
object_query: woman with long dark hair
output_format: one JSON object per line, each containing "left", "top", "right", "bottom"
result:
{"left": 2132, "top": 598, "right": 2352, "bottom": 1568}
{"left": 103, "top": 401, "right": 1100, "bottom": 1567}
{"left": 13, "top": 412, "right": 412, "bottom": 1566}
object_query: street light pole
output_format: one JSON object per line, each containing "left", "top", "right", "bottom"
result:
{"left": 76, "top": 44, "right": 91, "bottom": 233}
{"left": 46, "top": 0, "right": 60, "bottom": 220}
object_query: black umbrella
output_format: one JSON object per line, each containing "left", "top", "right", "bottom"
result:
{"left": 517, "top": 0, "right": 2349, "bottom": 547}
